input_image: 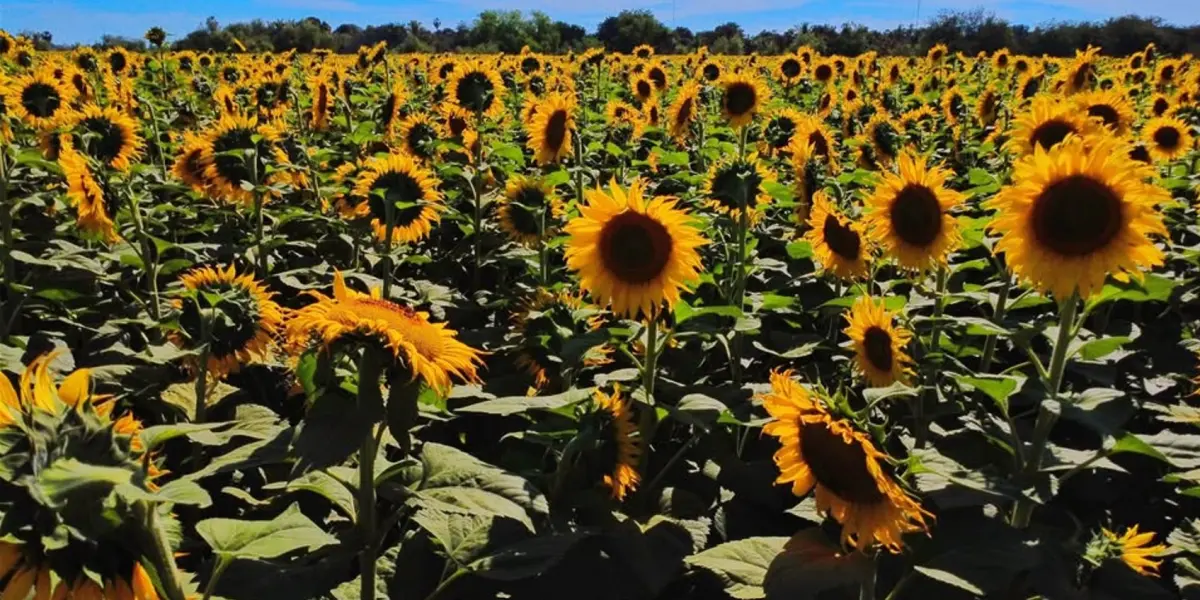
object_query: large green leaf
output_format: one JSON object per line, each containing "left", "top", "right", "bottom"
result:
{"left": 196, "top": 504, "right": 338, "bottom": 560}
{"left": 685, "top": 537, "right": 790, "bottom": 599}
{"left": 762, "top": 529, "right": 870, "bottom": 599}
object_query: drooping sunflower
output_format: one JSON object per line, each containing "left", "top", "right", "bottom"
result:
{"left": 666, "top": 81, "right": 701, "bottom": 146}
{"left": 805, "top": 192, "right": 870, "bottom": 280}
{"left": 352, "top": 152, "right": 443, "bottom": 246}
{"left": 843, "top": 296, "right": 913, "bottom": 386}
{"left": 172, "top": 131, "right": 212, "bottom": 194}
{"left": 718, "top": 72, "right": 768, "bottom": 128}
{"left": 863, "top": 151, "right": 966, "bottom": 271}
{"left": 4, "top": 69, "right": 74, "bottom": 128}
{"left": 59, "top": 141, "right": 119, "bottom": 241}
{"left": 397, "top": 113, "right": 442, "bottom": 162}
{"left": 1016, "top": 68, "right": 1046, "bottom": 103}
{"left": 703, "top": 154, "right": 776, "bottom": 222}
{"left": 1007, "top": 95, "right": 1097, "bottom": 156}
{"left": 526, "top": 92, "right": 575, "bottom": 166}
{"left": 61, "top": 103, "right": 143, "bottom": 171}
{"left": 199, "top": 113, "right": 289, "bottom": 203}
{"left": 171, "top": 265, "right": 283, "bottom": 378}
{"left": 1074, "top": 88, "right": 1136, "bottom": 136}
{"left": 1101, "top": 526, "right": 1167, "bottom": 577}
{"left": 988, "top": 136, "right": 1169, "bottom": 299}
{"left": 447, "top": 60, "right": 506, "bottom": 120}
{"left": 498, "top": 175, "right": 563, "bottom": 246}
{"left": 588, "top": 387, "right": 641, "bottom": 501}
{"left": 284, "top": 270, "right": 483, "bottom": 394}
{"left": 380, "top": 81, "right": 405, "bottom": 137}
{"left": 309, "top": 73, "right": 332, "bottom": 130}
{"left": 793, "top": 115, "right": 837, "bottom": 170}
{"left": 760, "top": 371, "right": 930, "bottom": 552}
{"left": 1141, "top": 116, "right": 1194, "bottom": 163}
{"left": 564, "top": 178, "right": 707, "bottom": 319}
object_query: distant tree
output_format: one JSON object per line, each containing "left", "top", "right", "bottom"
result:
{"left": 596, "top": 10, "right": 669, "bottom": 53}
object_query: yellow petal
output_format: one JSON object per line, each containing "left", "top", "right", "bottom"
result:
{"left": 57, "top": 369, "right": 92, "bottom": 407}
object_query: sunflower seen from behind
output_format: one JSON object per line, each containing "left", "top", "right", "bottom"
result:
{"left": 448, "top": 60, "right": 505, "bottom": 120}
{"left": 703, "top": 154, "right": 776, "bottom": 223}
{"left": 526, "top": 92, "right": 575, "bottom": 166}
{"left": 583, "top": 387, "right": 641, "bottom": 501}
{"left": 760, "top": 370, "right": 930, "bottom": 552}
{"left": 718, "top": 72, "right": 767, "bottom": 128}
{"left": 565, "top": 178, "right": 706, "bottom": 319}
{"left": 666, "top": 81, "right": 701, "bottom": 146}
{"left": 806, "top": 191, "right": 870, "bottom": 280}
{"left": 171, "top": 264, "right": 283, "bottom": 378}
{"left": 353, "top": 152, "right": 443, "bottom": 246}
{"left": 864, "top": 151, "right": 966, "bottom": 271}
{"left": 284, "top": 270, "right": 483, "bottom": 394}
{"left": 988, "top": 136, "right": 1168, "bottom": 299}
{"left": 844, "top": 296, "right": 913, "bottom": 387}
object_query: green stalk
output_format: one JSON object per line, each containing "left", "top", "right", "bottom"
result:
{"left": 1, "top": 148, "right": 12, "bottom": 306}
{"left": 127, "top": 190, "right": 162, "bottom": 320}
{"left": 859, "top": 554, "right": 877, "bottom": 600}
{"left": 471, "top": 108, "right": 486, "bottom": 291}
{"left": 1011, "top": 292, "right": 1079, "bottom": 529}
{"left": 357, "top": 352, "right": 383, "bottom": 600}
{"left": 136, "top": 502, "right": 188, "bottom": 600}
{"left": 537, "top": 208, "right": 548, "bottom": 286}
{"left": 913, "top": 266, "right": 950, "bottom": 449}
{"left": 254, "top": 192, "right": 266, "bottom": 276}
{"left": 637, "top": 316, "right": 660, "bottom": 475}
{"left": 202, "top": 556, "right": 232, "bottom": 600}
{"left": 927, "top": 266, "right": 949, "bottom": 352}
{"left": 979, "top": 273, "right": 1014, "bottom": 373}
{"left": 381, "top": 193, "right": 397, "bottom": 300}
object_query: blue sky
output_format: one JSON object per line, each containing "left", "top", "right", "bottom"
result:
{"left": 1, "top": 0, "right": 1194, "bottom": 45}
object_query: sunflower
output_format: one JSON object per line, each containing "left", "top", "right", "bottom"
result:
{"left": 4, "top": 69, "right": 74, "bottom": 128}
{"left": 703, "top": 154, "right": 776, "bottom": 222}
{"left": 499, "top": 175, "right": 562, "bottom": 246}
{"left": 352, "top": 152, "right": 443, "bottom": 246}
{"left": 777, "top": 55, "right": 804, "bottom": 85}
{"left": 199, "top": 112, "right": 288, "bottom": 203}
{"left": 284, "top": 270, "right": 483, "bottom": 394}
{"left": 760, "top": 371, "right": 930, "bottom": 552}
{"left": 700, "top": 59, "right": 722, "bottom": 83}
{"left": 843, "top": 296, "right": 913, "bottom": 386}
{"left": 59, "top": 141, "right": 120, "bottom": 241}
{"left": 1101, "top": 526, "right": 1167, "bottom": 577}
{"left": 1141, "top": 116, "right": 1194, "bottom": 163}
{"left": 646, "top": 61, "right": 668, "bottom": 91}
{"left": 926, "top": 43, "right": 948, "bottom": 65}
{"left": 62, "top": 104, "right": 143, "bottom": 171}
{"left": 589, "top": 387, "right": 641, "bottom": 501}
{"left": 811, "top": 58, "right": 836, "bottom": 86}
{"left": 380, "top": 81, "right": 405, "bottom": 137}
{"left": 719, "top": 72, "right": 768, "bottom": 128}
{"left": 526, "top": 92, "right": 575, "bottom": 166}
{"left": 666, "top": 81, "right": 701, "bottom": 146}
{"left": 864, "top": 151, "right": 965, "bottom": 271}
{"left": 865, "top": 113, "right": 903, "bottom": 165}
{"left": 1061, "top": 47, "right": 1099, "bottom": 94}
{"left": 793, "top": 115, "right": 837, "bottom": 170}
{"left": 397, "top": 113, "right": 442, "bottom": 162}
{"left": 172, "top": 131, "right": 211, "bottom": 193}
{"left": 565, "top": 178, "right": 707, "bottom": 319}
{"left": 1007, "top": 96, "right": 1097, "bottom": 155}
{"left": 309, "top": 73, "right": 332, "bottom": 130}
{"left": 805, "top": 192, "right": 870, "bottom": 280}
{"left": 171, "top": 265, "right": 283, "bottom": 378}
{"left": 1148, "top": 93, "right": 1171, "bottom": 118}
{"left": 940, "top": 87, "right": 967, "bottom": 125}
{"left": 762, "top": 108, "right": 804, "bottom": 156}
{"left": 447, "top": 60, "right": 505, "bottom": 120}
{"left": 988, "top": 136, "right": 1168, "bottom": 299}
{"left": 106, "top": 47, "right": 130, "bottom": 74}
{"left": 1016, "top": 68, "right": 1045, "bottom": 102}
{"left": 629, "top": 74, "right": 655, "bottom": 105}
{"left": 1074, "top": 87, "right": 1135, "bottom": 136}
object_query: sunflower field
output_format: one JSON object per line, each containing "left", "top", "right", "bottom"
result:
{"left": 2, "top": 28, "right": 1200, "bottom": 600}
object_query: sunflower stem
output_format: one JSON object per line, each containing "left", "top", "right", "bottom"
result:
{"left": 144, "top": 100, "right": 170, "bottom": 177}
{"left": 471, "top": 107, "right": 486, "bottom": 291}
{"left": 358, "top": 353, "right": 382, "bottom": 600}
{"left": 1011, "top": 292, "right": 1079, "bottom": 529}
{"left": 859, "top": 553, "right": 877, "bottom": 600}
{"left": 253, "top": 192, "right": 267, "bottom": 276}
{"left": 0, "top": 148, "right": 13, "bottom": 338}
{"left": 381, "top": 192, "right": 397, "bottom": 300}
{"left": 137, "top": 502, "right": 188, "bottom": 600}
{"left": 979, "top": 273, "right": 1014, "bottom": 373}
{"left": 637, "top": 315, "right": 659, "bottom": 475}
{"left": 537, "top": 208, "right": 549, "bottom": 287}
{"left": 201, "top": 556, "right": 232, "bottom": 600}
{"left": 127, "top": 189, "right": 162, "bottom": 320}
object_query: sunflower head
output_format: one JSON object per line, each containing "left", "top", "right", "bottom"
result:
{"left": 172, "top": 265, "right": 283, "bottom": 378}
{"left": 510, "top": 290, "right": 609, "bottom": 393}
{"left": 172, "top": 131, "right": 212, "bottom": 193}
{"left": 667, "top": 81, "right": 701, "bottom": 145}
{"left": 760, "top": 371, "right": 930, "bottom": 552}
{"left": 1142, "top": 116, "right": 1194, "bottom": 163}
{"left": 864, "top": 152, "right": 965, "bottom": 270}
{"left": 1074, "top": 88, "right": 1135, "bottom": 136}
{"left": 59, "top": 141, "right": 121, "bottom": 241}
{"left": 565, "top": 178, "right": 707, "bottom": 319}
{"left": 1089, "top": 526, "right": 1167, "bottom": 577}
{"left": 1007, "top": 95, "right": 1098, "bottom": 156}
{"left": 397, "top": 113, "right": 442, "bottom": 161}
{"left": 844, "top": 296, "right": 913, "bottom": 386}
{"left": 719, "top": 72, "right": 768, "bottom": 128}
{"left": 284, "top": 271, "right": 484, "bottom": 394}
{"left": 4, "top": 69, "right": 74, "bottom": 129}
{"left": 581, "top": 387, "right": 641, "bottom": 501}
{"left": 353, "top": 152, "right": 443, "bottom": 246}
{"left": 63, "top": 104, "right": 144, "bottom": 171}
{"left": 865, "top": 113, "right": 903, "bottom": 164}
{"left": 199, "top": 113, "right": 286, "bottom": 203}
{"left": 526, "top": 92, "right": 575, "bottom": 166}
{"left": 448, "top": 61, "right": 505, "bottom": 119}
{"left": 499, "top": 175, "right": 562, "bottom": 246}
{"left": 763, "top": 108, "right": 803, "bottom": 154}
{"left": 988, "top": 136, "right": 1169, "bottom": 299}
{"left": 806, "top": 192, "right": 870, "bottom": 280}
{"left": 703, "top": 155, "right": 776, "bottom": 222}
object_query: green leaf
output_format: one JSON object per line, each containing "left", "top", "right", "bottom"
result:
{"left": 286, "top": 470, "right": 357, "bottom": 520}
{"left": 954, "top": 374, "right": 1025, "bottom": 415}
{"left": 467, "top": 532, "right": 592, "bottom": 581}
{"left": 196, "top": 504, "right": 338, "bottom": 560}
{"left": 762, "top": 529, "right": 869, "bottom": 598}
{"left": 686, "top": 537, "right": 789, "bottom": 599}
{"left": 1108, "top": 432, "right": 1170, "bottom": 463}
{"left": 1086, "top": 274, "right": 1176, "bottom": 310}
{"left": 154, "top": 479, "right": 213, "bottom": 507}
{"left": 413, "top": 508, "right": 528, "bottom": 569}
{"left": 784, "top": 241, "right": 813, "bottom": 260}
{"left": 1139, "top": 431, "right": 1200, "bottom": 468}
{"left": 458, "top": 388, "right": 590, "bottom": 416}
{"left": 37, "top": 458, "right": 156, "bottom": 506}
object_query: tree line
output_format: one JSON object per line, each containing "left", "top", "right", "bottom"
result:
{"left": 27, "top": 9, "right": 1200, "bottom": 57}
